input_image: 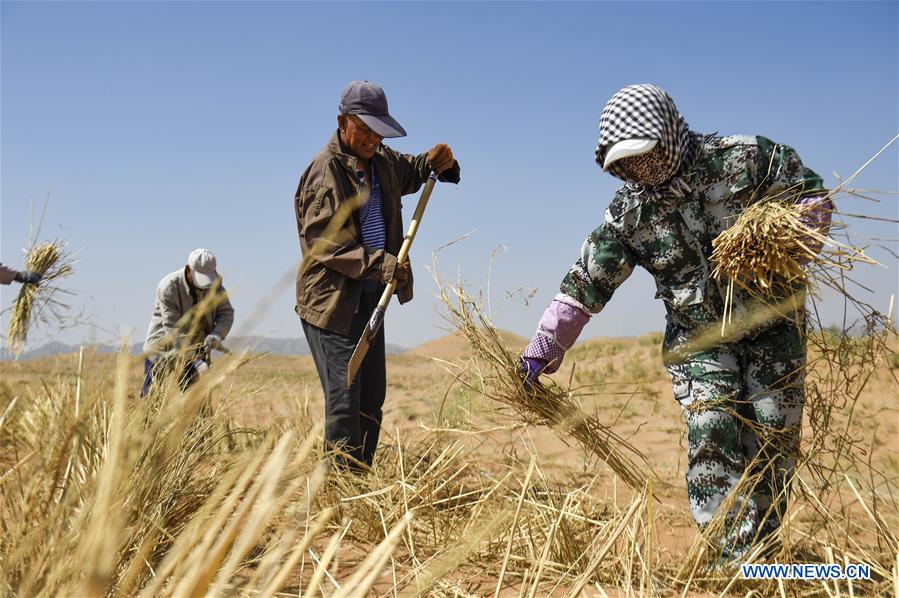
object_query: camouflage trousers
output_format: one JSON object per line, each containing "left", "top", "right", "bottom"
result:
{"left": 664, "top": 319, "right": 805, "bottom": 560}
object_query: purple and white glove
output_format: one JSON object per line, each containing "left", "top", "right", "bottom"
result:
{"left": 519, "top": 294, "right": 591, "bottom": 389}
{"left": 796, "top": 195, "right": 834, "bottom": 261}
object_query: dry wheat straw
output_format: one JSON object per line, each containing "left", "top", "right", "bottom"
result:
{"left": 1, "top": 152, "right": 896, "bottom": 595}
{"left": 6, "top": 240, "right": 74, "bottom": 354}
{"left": 432, "top": 268, "right": 653, "bottom": 493}
{"left": 710, "top": 138, "right": 897, "bottom": 336}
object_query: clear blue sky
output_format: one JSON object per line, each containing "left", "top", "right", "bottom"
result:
{"left": 2, "top": 1, "right": 897, "bottom": 350}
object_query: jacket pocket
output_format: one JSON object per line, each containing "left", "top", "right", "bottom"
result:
{"left": 655, "top": 270, "right": 721, "bottom": 328}
{"left": 672, "top": 378, "right": 696, "bottom": 415}
{"left": 705, "top": 177, "right": 755, "bottom": 237}
{"left": 655, "top": 269, "right": 706, "bottom": 310}
{"left": 311, "top": 186, "right": 332, "bottom": 217}
{"left": 301, "top": 266, "right": 340, "bottom": 315}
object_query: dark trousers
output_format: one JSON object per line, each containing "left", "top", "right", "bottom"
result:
{"left": 141, "top": 357, "right": 200, "bottom": 398}
{"left": 302, "top": 290, "right": 387, "bottom": 471}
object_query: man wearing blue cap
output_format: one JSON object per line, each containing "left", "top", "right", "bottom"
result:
{"left": 294, "top": 80, "right": 460, "bottom": 472}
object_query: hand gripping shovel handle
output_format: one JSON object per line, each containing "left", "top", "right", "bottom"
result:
{"left": 346, "top": 171, "right": 439, "bottom": 388}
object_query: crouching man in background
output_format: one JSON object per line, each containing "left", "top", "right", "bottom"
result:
{"left": 141, "top": 248, "right": 234, "bottom": 397}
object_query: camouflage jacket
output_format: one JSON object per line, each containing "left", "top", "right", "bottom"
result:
{"left": 560, "top": 135, "right": 825, "bottom": 347}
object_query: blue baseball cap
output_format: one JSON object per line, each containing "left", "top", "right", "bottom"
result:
{"left": 339, "top": 80, "right": 407, "bottom": 138}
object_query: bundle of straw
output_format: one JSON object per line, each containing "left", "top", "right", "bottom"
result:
{"left": 710, "top": 134, "right": 896, "bottom": 315}
{"left": 710, "top": 194, "right": 880, "bottom": 334}
{"left": 6, "top": 240, "right": 74, "bottom": 354}
{"left": 435, "top": 274, "right": 653, "bottom": 493}
{"left": 711, "top": 198, "right": 826, "bottom": 293}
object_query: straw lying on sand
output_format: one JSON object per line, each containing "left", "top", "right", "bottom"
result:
{"left": 435, "top": 273, "right": 653, "bottom": 493}
{"left": 7, "top": 240, "right": 74, "bottom": 354}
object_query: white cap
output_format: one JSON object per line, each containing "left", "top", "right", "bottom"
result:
{"left": 602, "top": 138, "right": 658, "bottom": 170}
{"left": 187, "top": 248, "right": 218, "bottom": 289}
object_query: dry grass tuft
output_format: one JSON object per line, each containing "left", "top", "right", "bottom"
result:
{"left": 710, "top": 194, "right": 878, "bottom": 334}
{"left": 432, "top": 265, "right": 654, "bottom": 493}
{"left": 315, "top": 432, "right": 658, "bottom": 596}
{"left": 0, "top": 337, "right": 422, "bottom": 596}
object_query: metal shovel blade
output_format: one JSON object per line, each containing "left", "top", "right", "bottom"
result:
{"left": 346, "top": 306, "right": 385, "bottom": 388}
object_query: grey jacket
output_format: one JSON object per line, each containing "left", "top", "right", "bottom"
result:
{"left": 143, "top": 268, "right": 234, "bottom": 355}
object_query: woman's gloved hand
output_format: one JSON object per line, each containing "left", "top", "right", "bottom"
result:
{"left": 520, "top": 295, "right": 592, "bottom": 387}
{"left": 518, "top": 356, "right": 547, "bottom": 392}
{"left": 796, "top": 195, "right": 834, "bottom": 260}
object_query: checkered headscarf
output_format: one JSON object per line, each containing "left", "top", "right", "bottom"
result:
{"left": 595, "top": 84, "right": 693, "bottom": 192}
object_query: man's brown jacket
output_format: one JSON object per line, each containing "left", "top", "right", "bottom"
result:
{"left": 294, "top": 131, "right": 459, "bottom": 335}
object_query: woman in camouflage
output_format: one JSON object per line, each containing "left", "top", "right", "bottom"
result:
{"left": 520, "top": 84, "right": 833, "bottom": 561}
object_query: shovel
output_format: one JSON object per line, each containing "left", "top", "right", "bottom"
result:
{"left": 346, "top": 171, "right": 439, "bottom": 388}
